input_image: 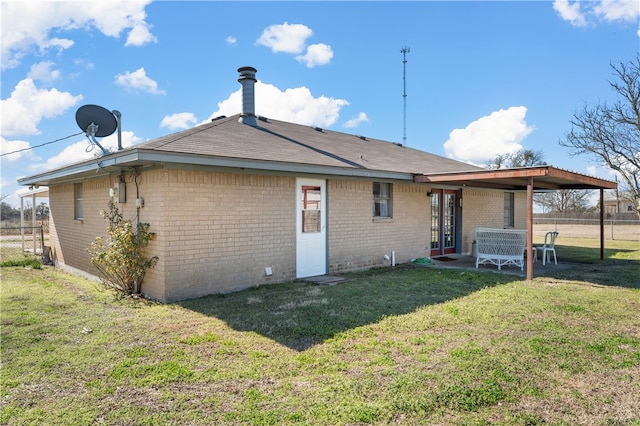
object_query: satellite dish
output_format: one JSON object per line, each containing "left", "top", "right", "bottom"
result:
{"left": 75, "top": 104, "right": 123, "bottom": 155}
{"left": 76, "top": 104, "right": 117, "bottom": 137}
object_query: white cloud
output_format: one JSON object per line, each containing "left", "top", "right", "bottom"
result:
{"left": 33, "top": 130, "right": 140, "bottom": 172}
{"left": 257, "top": 22, "right": 312, "bottom": 54}
{"left": 114, "top": 68, "right": 165, "bottom": 95}
{"left": 343, "top": 112, "right": 369, "bottom": 128}
{"left": 443, "top": 106, "right": 534, "bottom": 166}
{"left": 226, "top": 36, "right": 237, "bottom": 45}
{"left": 1, "top": 176, "right": 15, "bottom": 196}
{"left": 594, "top": 0, "right": 640, "bottom": 22}
{"left": 27, "top": 61, "right": 60, "bottom": 82}
{"left": 0, "top": 78, "right": 83, "bottom": 137}
{"left": 296, "top": 43, "right": 334, "bottom": 68}
{"left": 1, "top": 1, "right": 155, "bottom": 70}
{"left": 553, "top": 0, "right": 588, "bottom": 27}
{"left": 553, "top": 0, "right": 639, "bottom": 32}
{"left": 0, "top": 137, "right": 35, "bottom": 162}
{"left": 160, "top": 113, "right": 198, "bottom": 130}
{"left": 206, "top": 81, "right": 349, "bottom": 128}
{"left": 125, "top": 22, "right": 157, "bottom": 46}
{"left": 73, "top": 58, "right": 95, "bottom": 70}
{"left": 257, "top": 22, "right": 334, "bottom": 67}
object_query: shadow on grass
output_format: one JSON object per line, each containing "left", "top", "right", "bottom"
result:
{"left": 551, "top": 259, "right": 640, "bottom": 288}
{"left": 177, "top": 266, "right": 515, "bottom": 351}
{"left": 551, "top": 244, "right": 640, "bottom": 289}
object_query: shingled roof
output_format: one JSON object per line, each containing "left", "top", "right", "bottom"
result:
{"left": 19, "top": 114, "right": 483, "bottom": 187}
{"left": 137, "top": 113, "right": 481, "bottom": 175}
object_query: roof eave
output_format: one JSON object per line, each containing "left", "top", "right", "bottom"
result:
{"left": 17, "top": 150, "right": 144, "bottom": 186}
{"left": 17, "top": 149, "right": 415, "bottom": 186}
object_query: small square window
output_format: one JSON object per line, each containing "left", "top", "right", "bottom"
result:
{"left": 373, "top": 182, "right": 392, "bottom": 218}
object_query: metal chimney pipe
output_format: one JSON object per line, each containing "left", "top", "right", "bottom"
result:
{"left": 237, "top": 66, "right": 257, "bottom": 126}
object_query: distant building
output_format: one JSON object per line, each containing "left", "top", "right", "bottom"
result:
{"left": 604, "top": 192, "right": 636, "bottom": 216}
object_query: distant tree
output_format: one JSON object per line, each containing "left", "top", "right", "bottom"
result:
{"left": 489, "top": 148, "right": 546, "bottom": 169}
{"left": 488, "top": 148, "right": 592, "bottom": 214}
{"left": 535, "top": 190, "right": 591, "bottom": 214}
{"left": 36, "top": 202, "right": 49, "bottom": 220}
{"left": 0, "top": 201, "right": 20, "bottom": 222}
{"left": 21, "top": 205, "right": 32, "bottom": 222}
{"left": 560, "top": 55, "right": 640, "bottom": 219}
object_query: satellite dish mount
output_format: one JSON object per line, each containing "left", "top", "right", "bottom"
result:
{"left": 75, "top": 104, "right": 122, "bottom": 155}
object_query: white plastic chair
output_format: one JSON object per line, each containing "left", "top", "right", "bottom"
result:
{"left": 537, "top": 231, "right": 558, "bottom": 265}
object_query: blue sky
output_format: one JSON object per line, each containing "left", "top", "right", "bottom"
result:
{"left": 1, "top": 0, "right": 639, "bottom": 207}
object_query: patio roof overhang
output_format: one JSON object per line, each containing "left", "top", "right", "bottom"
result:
{"left": 413, "top": 166, "right": 618, "bottom": 191}
{"left": 414, "top": 165, "right": 617, "bottom": 281}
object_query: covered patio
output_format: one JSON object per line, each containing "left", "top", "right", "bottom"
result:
{"left": 414, "top": 166, "right": 618, "bottom": 280}
{"left": 427, "top": 252, "right": 579, "bottom": 278}
{"left": 14, "top": 186, "right": 50, "bottom": 259}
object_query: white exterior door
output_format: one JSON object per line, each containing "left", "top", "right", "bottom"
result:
{"left": 296, "top": 178, "right": 327, "bottom": 278}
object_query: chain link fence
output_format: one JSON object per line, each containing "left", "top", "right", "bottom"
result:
{"left": 533, "top": 216, "right": 640, "bottom": 241}
{"left": 0, "top": 225, "right": 51, "bottom": 265}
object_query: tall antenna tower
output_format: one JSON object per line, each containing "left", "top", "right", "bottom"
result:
{"left": 401, "top": 46, "right": 410, "bottom": 145}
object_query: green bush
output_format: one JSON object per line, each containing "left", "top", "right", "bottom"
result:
{"left": 88, "top": 200, "right": 158, "bottom": 296}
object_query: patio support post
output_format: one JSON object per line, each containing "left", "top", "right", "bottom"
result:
{"left": 32, "top": 193, "right": 37, "bottom": 255}
{"left": 526, "top": 177, "right": 534, "bottom": 280}
{"left": 20, "top": 195, "right": 25, "bottom": 253}
{"left": 600, "top": 188, "right": 605, "bottom": 260}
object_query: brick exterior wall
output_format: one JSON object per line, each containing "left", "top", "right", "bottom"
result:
{"left": 461, "top": 188, "right": 527, "bottom": 253}
{"left": 328, "top": 180, "right": 431, "bottom": 273}
{"left": 157, "top": 170, "right": 296, "bottom": 301}
{"left": 46, "top": 167, "right": 527, "bottom": 302}
{"left": 48, "top": 178, "right": 111, "bottom": 275}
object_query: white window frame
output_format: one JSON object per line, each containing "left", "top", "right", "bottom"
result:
{"left": 504, "top": 192, "right": 514, "bottom": 228}
{"left": 74, "top": 183, "right": 84, "bottom": 220}
{"left": 373, "top": 182, "right": 393, "bottom": 218}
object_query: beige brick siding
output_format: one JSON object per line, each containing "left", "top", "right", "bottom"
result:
{"left": 328, "top": 180, "right": 431, "bottom": 273}
{"left": 48, "top": 178, "right": 111, "bottom": 274}
{"left": 157, "top": 170, "right": 296, "bottom": 301}
{"left": 461, "top": 188, "right": 527, "bottom": 253}
{"left": 47, "top": 166, "right": 528, "bottom": 302}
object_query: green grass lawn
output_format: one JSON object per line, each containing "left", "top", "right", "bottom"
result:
{"left": 1, "top": 239, "right": 639, "bottom": 425}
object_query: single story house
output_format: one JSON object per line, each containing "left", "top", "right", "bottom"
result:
{"left": 603, "top": 192, "right": 638, "bottom": 220}
{"left": 18, "top": 67, "right": 617, "bottom": 302}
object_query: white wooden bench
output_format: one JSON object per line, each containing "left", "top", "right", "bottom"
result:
{"left": 473, "top": 228, "right": 527, "bottom": 271}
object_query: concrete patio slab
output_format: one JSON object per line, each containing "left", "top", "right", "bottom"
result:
{"left": 304, "top": 275, "right": 348, "bottom": 286}
{"left": 426, "top": 254, "right": 579, "bottom": 278}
